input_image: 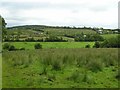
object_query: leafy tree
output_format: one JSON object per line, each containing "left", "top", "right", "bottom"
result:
{"left": 101, "top": 36, "right": 120, "bottom": 48}
{"left": 1, "top": 16, "right": 7, "bottom": 40}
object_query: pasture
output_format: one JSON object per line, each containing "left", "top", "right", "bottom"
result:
{"left": 101, "top": 34, "right": 118, "bottom": 39}
{"left": 6, "top": 27, "right": 97, "bottom": 41}
{"left": 3, "top": 42, "right": 95, "bottom": 49}
{"left": 2, "top": 48, "right": 119, "bottom": 88}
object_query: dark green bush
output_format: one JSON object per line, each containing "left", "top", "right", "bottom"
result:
{"left": 3, "top": 43, "right": 16, "bottom": 51}
{"left": 93, "top": 41, "right": 100, "bottom": 48}
{"left": 51, "top": 59, "right": 62, "bottom": 71}
{"left": 101, "top": 35, "right": 120, "bottom": 48}
{"left": 3, "top": 43, "right": 10, "bottom": 50}
{"left": 20, "top": 48, "right": 25, "bottom": 50}
{"left": 85, "top": 44, "right": 90, "bottom": 48}
{"left": 8, "top": 45, "right": 16, "bottom": 51}
{"left": 34, "top": 43, "right": 42, "bottom": 49}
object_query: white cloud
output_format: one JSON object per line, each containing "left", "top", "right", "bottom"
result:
{"left": 0, "top": 0, "right": 119, "bottom": 28}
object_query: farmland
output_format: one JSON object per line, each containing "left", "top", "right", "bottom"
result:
{"left": 2, "top": 25, "right": 120, "bottom": 88}
{"left": 101, "top": 34, "right": 119, "bottom": 39}
{"left": 3, "top": 42, "right": 95, "bottom": 49}
{"left": 2, "top": 48, "right": 119, "bottom": 88}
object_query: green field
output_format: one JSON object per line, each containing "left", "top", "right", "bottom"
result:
{"left": 101, "top": 34, "right": 118, "bottom": 39}
{"left": 6, "top": 26, "right": 98, "bottom": 41}
{"left": 4, "top": 42, "right": 95, "bottom": 49}
{"left": 2, "top": 48, "right": 119, "bottom": 88}
{"left": 7, "top": 27, "right": 97, "bottom": 36}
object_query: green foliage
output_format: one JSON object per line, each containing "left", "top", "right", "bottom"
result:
{"left": 1, "top": 17, "right": 7, "bottom": 39}
{"left": 20, "top": 48, "right": 25, "bottom": 50}
{"left": 68, "top": 70, "right": 82, "bottom": 83}
{"left": 75, "top": 34, "right": 104, "bottom": 42}
{"left": 34, "top": 43, "right": 42, "bottom": 49}
{"left": 101, "top": 35, "right": 120, "bottom": 48}
{"left": 45, "top": 36, "right": 67, "bottom": 42}
{"left": 3, "top": 43, "right": 10, "bottom": 50}
{"left": 51, "top": 59, "right": 62, "bottom": 71}
{"left": 93, "top": 41, "right": 100, "bottom": 48}
{"left": 8, "top": 45, "right": 16, "bottom": 51}
{"left": 87, "top": 59, "right": 104, "bottom": 72}
{"left": 25, "top": 37, "right": 35, "bottom": 42}
{"left": 3, "top": 43, "right": 16, "bottom": 51}
{"left": 85, "top": 44, "right": 90, "bottom": 48}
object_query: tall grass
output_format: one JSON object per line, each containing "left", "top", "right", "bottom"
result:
{"left": 2, "top": 48, "right": 118, "bottom": 88}
{"left": 3, "top": 48, "right": 118, "bottom": 72}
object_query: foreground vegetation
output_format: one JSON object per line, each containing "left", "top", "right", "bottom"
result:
{"left": 3, "top": 48, "right": 119, "bottom": 88}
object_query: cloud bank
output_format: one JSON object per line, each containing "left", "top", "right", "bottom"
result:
{"left": 0, "top": 0, "right": 119, "bottom": 29}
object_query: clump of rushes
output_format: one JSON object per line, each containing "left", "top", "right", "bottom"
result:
{"left": 67, "top": 70, "right": 86, "bottom": 83}
{"left": 86, "top": 58, "right": 104, "bottom": 72}
{"left": 51, "top": 59, "right": 62, "bottom": 71}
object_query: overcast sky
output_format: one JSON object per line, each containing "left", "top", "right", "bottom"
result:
{"left": 0, "top": 0, "right": 119, "bottom": 29}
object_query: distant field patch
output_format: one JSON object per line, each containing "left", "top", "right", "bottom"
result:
{"left": 101, "top": 34, "right": 118, "bottom": 39}
{"left": 3, "top": 42, "right": 95, "bottom": 49}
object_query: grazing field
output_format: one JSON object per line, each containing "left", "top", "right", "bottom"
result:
{"left": 101, "top": 34, "right": 118, "bottom": 39}
{"left": 7, "top": 27, "right": 97, "bottom": 37}
{"left": 6, "top": 26, "right": 98, "bottom": 41}
{"left": 3, "top": 42, "right": 95, "bottom": 49}
{"left": 2, "top": 48, "right": 119, "bottom": 88}
{"left": 44, "top": 28, "right": 96, "bottom": 36}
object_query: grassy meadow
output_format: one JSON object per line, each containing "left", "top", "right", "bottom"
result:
{"left": 101, "top": 34, "right": 119, "bottom": 39}
{"left": 3, "top": 42, "right": 95, "bottom": 50}
{"left": 2, "top": 48, "right": 119, "bottom": 88}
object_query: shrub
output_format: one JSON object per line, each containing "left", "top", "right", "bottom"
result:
{"left": 101, "top": 35, "right": 120, "bottom": 48}
{"left": 8, "top": 45, "right": 16, "bottom": 51}
{"left": 85, "top": 44, "right": 90, "bottom": 48}
{"left": 3, "top": 43, "right": 10, "bottom": 50}
{"left": 93, "top": 41, "right": 100, "bottom": 48}
{"left": 34, "top": 43, "right": 42, "bottom": 49}
{"left": 51, "top": 59, "right": 62, "bottom": 71}
{"left": 20, "top": 48, "right": 25, "bottom": 50}
{"left": 3, "top": 43, "right": 16, "bottom": 51}
{"left": 87, "top": 59, "right": 104, "bottom": 72}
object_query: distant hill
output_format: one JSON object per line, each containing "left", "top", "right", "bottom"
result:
{"left": 7, "top": 25, "right": 98, "bottom": 30}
